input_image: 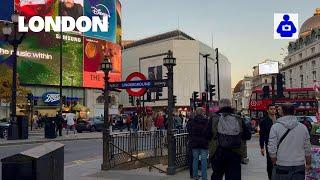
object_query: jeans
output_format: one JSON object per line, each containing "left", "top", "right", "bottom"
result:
{"left": 266, "top": 148, "right": 273, "bottom": 180}
{"left": 192, "top": 148, "right": 208, "bottom": 180}
{"left": 211, "top": 147, "right": 241, "bottom": 180}
{"left": 272, "top": 165, "right": 305, "bottom": 180}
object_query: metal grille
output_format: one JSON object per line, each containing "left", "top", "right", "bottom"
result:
{"left": 173, "top": 132, "right": 188, "bottom": 168}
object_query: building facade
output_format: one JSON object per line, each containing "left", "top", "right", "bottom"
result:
{"left": 282, "top": 8, "right": 320, "bottom": 88}
{"left": 251, "top": 60, "right": 281, "bottom": 90}
{"left": 232, "top": 76, "right": 252, "bottom": 114}
{"left": 120, "top": 30, "right": 231, "bottom": 109}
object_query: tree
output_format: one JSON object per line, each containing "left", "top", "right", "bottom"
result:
{"left": 0, "top": 64, "right": 30, "bottom": 105}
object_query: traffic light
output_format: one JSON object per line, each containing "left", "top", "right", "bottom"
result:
{"left": 156, "top": 91, "right": 162, "bottom": 100}
{"left": 147, "top": 92, "right": 152, "bottom": 102}
{"left": 192, "top": 91, "right": 199, "bottom": 100}
{"left": 277, "top": 73, "right": 284, "bottom": 98}
{"left": 173, "top": 95, "right": 177, "bottom": 105}
{"left": 136, "top": 98, "right": 141, "bottom": 106}
{"left": 209, "top": 84, "right": 216, "bottom": 101}
{"left": 27, "top": 93, "right": 33, "bottom": 101}
{"left": 129, "top": 96, "right": 134, "bottom": 106}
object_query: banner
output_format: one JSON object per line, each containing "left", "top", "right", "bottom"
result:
{"left": 15, "top": 0, "right": 58, "bottom": 20}
{"left": 0, "top": 0, "right": 14, "bottom": 21}
{"left": 84, "top": 0, "right": 116, "bottom": 42}
{"left": 83, "top": 36, "right": 121, "bottom": 88}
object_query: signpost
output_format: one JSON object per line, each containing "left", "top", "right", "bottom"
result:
{"left": 109, "top": 72, "right": 168, "bottom": 97}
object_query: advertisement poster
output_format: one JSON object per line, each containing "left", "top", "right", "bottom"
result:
{"left": 84, "top": 0, "right": 116, "bottom": 42}
{"left": 116, "top": 0, "right": 122, "bottom": 45}
{"left": 0, "top": 0, "right": 14, "bottom": 21}
{"left": 148, "top": 66, "right": 163, "bottom": 92}
{"left": 59, "top": 0, "right": 83, "bottom": 19}
{"left": 15, "top": 0, "right": 58, "bottom": 20}
{"left": 83, "top": 36, "right": 121, "bottom": 88}
{"left": 0, "top": 21, "right": 83, "bottom": 86}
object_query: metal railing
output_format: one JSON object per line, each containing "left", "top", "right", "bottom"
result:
{"left": 108, "top": 129, "right": 189, "bottom": 174}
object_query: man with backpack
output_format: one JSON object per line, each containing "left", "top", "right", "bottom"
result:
{"left": 268, "top": 105, "right": 311, "bottom": 180}
{"left": 209, "top": 99, "right": 251, "bottom": 180}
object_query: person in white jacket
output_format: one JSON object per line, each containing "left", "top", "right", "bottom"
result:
{"left": 268, "top": 105, "right": 311, "bottom": 180}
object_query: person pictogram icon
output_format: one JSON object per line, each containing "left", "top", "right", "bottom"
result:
{"left": 277, "top": 14, "right": 297, "bottom": 37}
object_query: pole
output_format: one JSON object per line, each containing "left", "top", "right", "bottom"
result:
{"left": 203, "top": 54, "right": 210, "bottom": 114}
{"left": 11, "top": 45, "right": 17, "bottom": 121}
{"left": 215, "top": 48, "right": 220, "bottom": 101}
{"left": 167, "top": 65, "right": 175, "bottom": 175}
{"left": 102, "top": 70, "right": 110, "bottom": 170}
{"left": 59, "top": 2, "right": 63, "bottom": 114}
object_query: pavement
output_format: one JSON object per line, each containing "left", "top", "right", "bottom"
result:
{"left": 0, "top": 129, "right": 102, "bottom": 146}
{"left": 64, "top": 136, "right": 269, "bottom": 180}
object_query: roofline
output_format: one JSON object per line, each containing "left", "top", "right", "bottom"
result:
{"left": 124, "top": 30, "right": 195, "bottom": 49}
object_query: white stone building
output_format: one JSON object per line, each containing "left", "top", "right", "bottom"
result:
{"left": 282, "top": 8, "right": 320, "bottom": 88}
{"left": 120, "top": 30, "right": 231, "bottom": 108}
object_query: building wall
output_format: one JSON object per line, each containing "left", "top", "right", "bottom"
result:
{"left": 283, "top": 39, "right": 320, "bottom": 88}
{"left": 120, "top": 39, "right": 231, "bottom": 107}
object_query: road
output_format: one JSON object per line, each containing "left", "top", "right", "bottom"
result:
{"left": 0, "top": 139, "right": 103, "bottom": 176}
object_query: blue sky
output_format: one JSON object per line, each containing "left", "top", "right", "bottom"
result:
{"left": 120, "top": 0, "right": 319, "bottom": 87}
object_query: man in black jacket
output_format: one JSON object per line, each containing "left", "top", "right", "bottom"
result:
{"left": 259, "top": 104, "right": 277, "bottom": 180}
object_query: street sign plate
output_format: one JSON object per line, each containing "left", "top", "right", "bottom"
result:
{"left": 126, "top": 72, "right": 147, "bottom": 97}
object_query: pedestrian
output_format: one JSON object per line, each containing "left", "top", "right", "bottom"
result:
{"left": 154, "top": 111, "right": 165, "bottom": 130}
{"left": 209, "top": 99, "right": 251, "bottom": 180}
{"left": 187, "top": 107, "right": 212, "bottom": 180}
{"left": 131, "top": 112, "right": 139, "bottom": 133}
{"left": 259, "top": 104, "right": 278, "bottom": 180}
{"left": 66, "top": 112, "right": 76, "bottom": 136}
{"left": 268, "top": 105, "right": 311, "bottom": 180}
{"left": 174, "top": 113, "right": 183, "bottom": 130}
{"left": 186, "top": 111, "right": 196, "bottom": 178}
{"left": 55, "top": 113, "right": 63, "bottom": 136}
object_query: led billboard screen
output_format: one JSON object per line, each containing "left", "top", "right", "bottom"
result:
{"left": 0, "top": 0, "right": 121, "bottom": 88}
{"left": 259, "top": 61, "right": 279, "bottom": 75}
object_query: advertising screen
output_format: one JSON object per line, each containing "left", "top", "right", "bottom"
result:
{"left": 84, "top": 0, "right": 116, "bottom": 43}
{"left": 259, "top": 61, "right": 279, "bottom": 75}
{"left": 83, "top": 36, "right": 121, "bottom": 88}
{"left": 0, "top": 0, "right": 121, "bottom": 89}
{"left": 0, "top": 0, "right": 14, "bottom": 21}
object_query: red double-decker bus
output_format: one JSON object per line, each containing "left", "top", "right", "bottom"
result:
{"left": 249, "top": 88, "right": 318, "bottom": 120}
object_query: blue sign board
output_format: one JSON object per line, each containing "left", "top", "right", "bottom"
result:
{"left": 109, "top": 80, "right": 168, "bottom": 89}
{"left": 42, "top": 92, "right": 60, "bottom": 105}
{"left": 0, "top": 0, "right": 14, "bottom": 21}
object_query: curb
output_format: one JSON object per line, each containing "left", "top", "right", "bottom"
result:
{"left": 0, "top": 136, "right": 102, "bottom": 147}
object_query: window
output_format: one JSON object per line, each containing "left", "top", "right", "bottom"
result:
{"left": 312, "top": 60, "right": 316, "bottom": 67}
{"left": 289, "top": 78, "right": 293, "bottom": 88}
{"left": 300, "top": 75, "right": 304, "bottom": 88}
{"left": 288, "top": 58, "right": 292, "bottom": 64}
{"left": 300, "top": 65, "right": 303, "bottom": 72}
{"left": 289, "top": 69, "right": 292, "bottom": 76}
{"left": 311, "top": 47, "right": 315, "bottom": 54}
{"left": 313, "top": 71, "right": 317, "bottom": 81}
{"left": 264, "top": 79, "right": 268, "bottom": 84}
{"left": 299, "top": 53, "right": 302, "bottom": 59}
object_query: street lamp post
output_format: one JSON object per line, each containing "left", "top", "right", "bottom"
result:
{"left": 100, "top": 56, "right": 113, "bottom": 170}
{"left": 163, "top": 50, "right": 176, "bottom": 175}
{"left": 2, "top": 11, "right": 26, "bottom": 139}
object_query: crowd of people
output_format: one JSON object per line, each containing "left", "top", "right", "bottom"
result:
{"left": 186, "top": 99, "right": 312, "bottom": 180}
{"left": 259, "top": 104, "right": 311, "bottom": 180}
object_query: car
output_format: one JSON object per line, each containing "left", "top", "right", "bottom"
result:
{"left": 0, "top": 122, "right": 9, "bottom": 139}
{"left": 75, "top": 117, "right": 103, "bottom": 133}
{"left": 297, "top": 116, "right": 317, "bottom": 124}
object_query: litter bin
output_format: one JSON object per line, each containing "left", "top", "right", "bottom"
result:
{"left": 45, "top": 117, "right": 57, "bottom": 139}
{"left": 7, "top": 115, "right": 28, "bottom": 140}
{"left": 1, "top": 142, "right": 64, "bottom": 180}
